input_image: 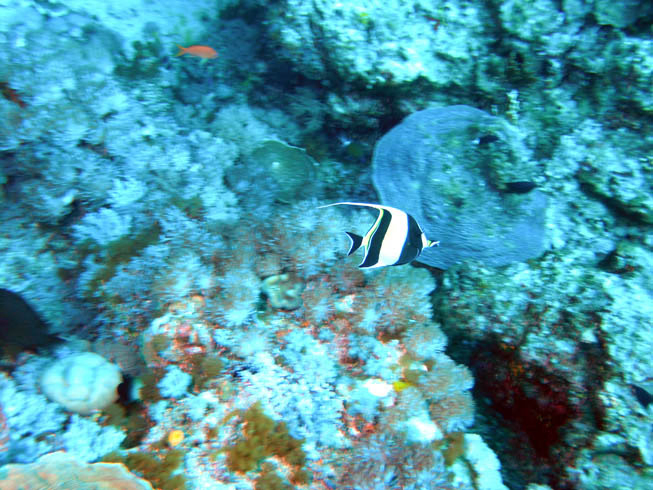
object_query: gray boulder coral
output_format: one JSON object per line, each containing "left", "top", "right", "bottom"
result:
{"left": 372, "top": 105, "right": 547, "bottom": 269}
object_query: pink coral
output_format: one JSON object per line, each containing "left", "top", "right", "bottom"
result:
{"left": 0, "top": 451, "right": 154, "bottom": 489}
{"left": 0, "top": 404, "right": 8, "bottom": 455}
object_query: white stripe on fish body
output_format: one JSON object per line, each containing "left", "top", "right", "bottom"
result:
{"left": 369, "top": 209, "right": 409, "bottom": 268}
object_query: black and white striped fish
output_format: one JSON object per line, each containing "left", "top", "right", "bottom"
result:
{"left": 319, "top": 202, "right": 439, "bottom": 269}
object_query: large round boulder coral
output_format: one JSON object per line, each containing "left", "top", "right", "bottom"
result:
{"left": 372, "top": 105, "right": 547, "bottom": 269}
{"left": 40, "top": 352, "right": 122, "bottom": 414}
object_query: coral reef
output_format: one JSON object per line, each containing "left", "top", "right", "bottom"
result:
{"left": 1, "top": 0, "right": 651, "bottom": 488}
{"left": 65, "top": 206, "right": 486, "bottom": 488}
{"left": 432, "top": 162, "right": 652, "bottom": 487}
{"left": 267, "top": 0, "right": 488, "bottom": 89}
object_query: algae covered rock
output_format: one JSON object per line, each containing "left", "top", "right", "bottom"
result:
{"left": 372, "top": 105, "right": 547, "bottom": 269}
{"left": 270, "top": 0, "right": 488, "bottom": 88}
{"left": 577, "top": 155, "right": 653, "bottom": 225}
{"left": 558, "top": 120, "right": 653, "bottom": 225}
{"left": 593, "top": 0, "right": 653, "bottom": 28}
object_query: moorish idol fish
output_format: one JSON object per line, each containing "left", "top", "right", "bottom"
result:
{"left": 318, "top": 202, "right": 439, "bottom": 269}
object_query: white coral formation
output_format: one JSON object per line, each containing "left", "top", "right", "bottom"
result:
{"left": 454, "top": 434, "right": 509, "bottom": 490}
{"left": 40, "top": 352, "right": 122, "bottom": 415}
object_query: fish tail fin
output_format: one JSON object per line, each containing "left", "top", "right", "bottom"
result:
{"left": 175, "top": 45, "right": 186, "bottom": 57}
{"left": 345, "top": 232, "right": 363, "bottom": 255}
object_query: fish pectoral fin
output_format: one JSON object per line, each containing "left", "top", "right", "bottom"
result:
{"left": 345, "top": 232, "right": 364, "bottom": 256}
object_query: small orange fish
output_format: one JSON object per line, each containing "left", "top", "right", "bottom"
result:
{"left": 176, "top": 44, "right": 218, "bottom": 59}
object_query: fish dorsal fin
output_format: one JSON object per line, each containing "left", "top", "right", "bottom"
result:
{"left": 317, "top": 201, "right": 403, "bottom": 216}
{"left": 344, "top": 232, "right": 363, "bottom": 255}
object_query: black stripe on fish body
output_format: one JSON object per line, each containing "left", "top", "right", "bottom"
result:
{"left": 345, "top": 232, "right": 363, "bottom": 256}
{"left": 631, "top": 384, "right": 653, "bottom": 408}
{"left": 394, "top": 244, "right": 421, "bottom": 265}
{"left": 359, "top": 208, "right": 393, "bottom": 268}
{"left": 395, "top": 214, "right": 425, "bottom": 265}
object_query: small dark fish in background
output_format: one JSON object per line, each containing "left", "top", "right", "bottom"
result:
{"left": 0, "top": 288, "right": 61, "bottom": 357}
{"left": 631, "top": 384, "right": 653, "bottom": 408}
{"left": 504, "top": 181, "right": 537, "bottom": 194}
{"left": 477, "top": 134, "right": 500, "bottom": 146}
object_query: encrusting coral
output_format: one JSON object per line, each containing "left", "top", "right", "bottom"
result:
{"left": 0, "top": 451, "right": 154, "bottom": 489}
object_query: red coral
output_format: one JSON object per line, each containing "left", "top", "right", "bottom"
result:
{"left": 0, "top": 82, "right": 26, "bottom": 108}
{"left": 472, "top": 341, "right": 578, "bottom": 458}
{"left": 0, "top": 404, "right": 8, "bottom": 455}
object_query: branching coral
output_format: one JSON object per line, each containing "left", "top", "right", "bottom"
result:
{"left": 66, "top": 201, "right": 491, "bottom": 488}
{"left": 418, "top": 358, "right": 475, "bottom": 434}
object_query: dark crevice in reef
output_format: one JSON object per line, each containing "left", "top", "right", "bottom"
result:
{"left": 468, "top": 337, "right": 578, "bottom": 489}
{"left": 436, "top": 324, "right": 610, "bottom": 490}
